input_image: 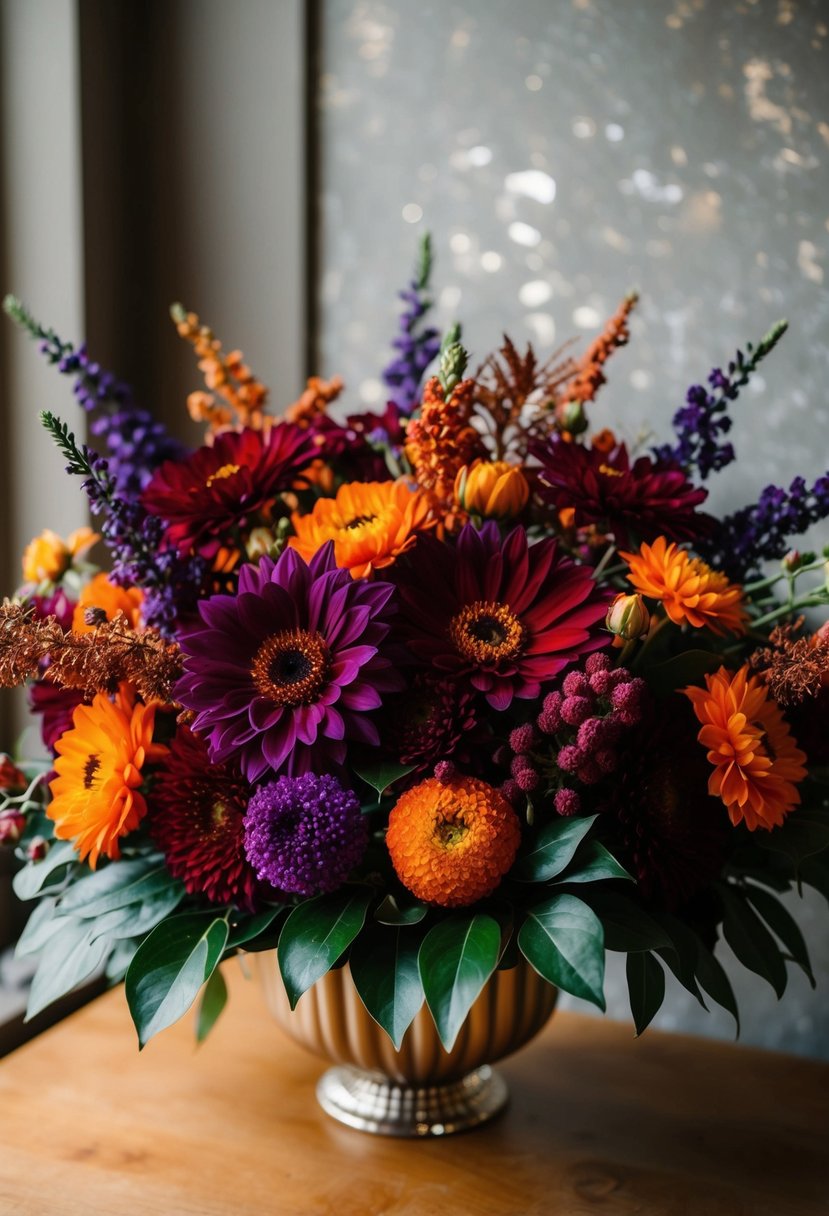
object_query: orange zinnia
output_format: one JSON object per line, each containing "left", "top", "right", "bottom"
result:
{"left": 385, "top": 775, "right": 521, "bottom": 907}
{"left": 684, "top": 665, "right": 808, "bottom": 831}
{"left": 622, "top": 536, "right": 748, "bottom": 636}
{"left": 72, "top": 573, "right": 144, "bottom": 633}
{"left": 289, "top": 480, "right": 437, "bottom": 578}
{"left": 48, "top": 685, "right": 166, "bottom": 868}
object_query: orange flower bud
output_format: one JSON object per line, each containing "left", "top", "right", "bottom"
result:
{"left": 605, "top": 592, "right": 651, "bottom": 641}
{"left": 455, "top": 460, "right": 529, "bottom": 521}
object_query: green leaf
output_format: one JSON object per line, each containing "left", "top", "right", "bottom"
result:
{"left": 59, "top": 860, "right": 172, "bottom": 917}
{"left": 581, "top": 890, "right": 672, "bottom": 953}
{"left": 518, "top": 894, "right": 606, "bottom": 1011}
{"left": 418, "top": 915, "right": 501, "bottom": 1050}
{"left": 558, "top": 840, "right": 633, "bottom": 885}
{"left": 12, "top": 841, "right": 78, "bottom": 900}
{"left": 655, "top": 914, "right": 707, "bottom": 1008}
{"left": 196, "top": 968, "right": 228, "bottom": 1043}
{"left": 226, "top": 905, "right": 285, "bottom": 950}
{"left": 719, "top": 886, "right": 787, "bottom": 998}
{"left": 278, "top": 888, "right": 371, "bottom": 1009}
{"left": 755, "top": 808, "right": 829, "bottom": 866}
{"left": 87, "top": 884, "right": 186, "bottom": 943}
{"left": 647, "top": 650, "right": 722, "bottom": 698}
{"left": 511, "top": 814, "right": 598, "bottom": 882}
{"left": 14, "top": 897, "right": 58, "bottom": 958}
{"left": 743, "top": 885, "right": 815, "bottom": 986}
{"left": 26, "top": 919, "right": 109, "bottom": 1020}
{"left": 350, "top": 924, "right": 425, "bottom": 1049}
{"left": 626, "top": 952, "right": 665, "bottom": 1035}
{"left": 352, "top": 759, "right": 417, "bottom": 801}
{"left": 373, "top": 893, "right": 428, "bottom": 926}
{"left": 125, "top": 914, "right": 229, "bottom": 1047}
{"left": 694, "top": 943, "right": 740, "bottom": 1034}
{"left": 105, "top": 937, "right": 141, "bottom": 982}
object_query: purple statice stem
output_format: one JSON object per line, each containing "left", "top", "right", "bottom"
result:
{"left": 381, "top": 233, "right": 441, "bottom": 415}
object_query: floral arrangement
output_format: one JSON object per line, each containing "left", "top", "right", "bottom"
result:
{"left": 2, "top": 236, "right": 829, "bottom": 1053}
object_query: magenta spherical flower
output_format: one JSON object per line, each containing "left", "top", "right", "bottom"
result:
{"left": 141, "top": 424, "right": 317, "bottom": 556}
{"left": 395, "top": 522, "right": 610, "bottom": 711}
{"left": 176, "top": 543, "right": 401, "bottom": 781}
{"left": 244, "top": 772, "right": 368, "bottom": 896}
{"left": 532, "top": 437, "right": 712, "bottom": 547}
{"left": 149, "top": 727, "right": 261, "bottom": 908}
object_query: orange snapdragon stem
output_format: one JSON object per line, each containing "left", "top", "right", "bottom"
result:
{"left": 555, "top": 292, "right": 638, "bottom": 427}
{"left": 171, "top": 303, "right": 269, "bottom": 436}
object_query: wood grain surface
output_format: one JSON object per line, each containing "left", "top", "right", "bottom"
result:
{"left": 1, "top": 959, "right": 827, "bottom": 1216}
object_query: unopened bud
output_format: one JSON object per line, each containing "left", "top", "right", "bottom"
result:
{"left": 560, "top": 400, "right": 588, "bottom": 435}
{"left": 605, "top": 592, "right": 651, "bottom": 641}
{"left": 26, "top": 835, "right": 50, "bottom": 862}
{"left": 0, "top": 755, "right": 26, "bottom": 791}
{"left": 0, "top": 810, "right": 26, "bottom": 846}
{"left": 455, "top": 460, "right": 530, "bottom": 521}
{"left": 84, "top": 605, "right": 109, "bottom": 627}
{"left": 246, "top": 527, "right": 277, "bottom": 561}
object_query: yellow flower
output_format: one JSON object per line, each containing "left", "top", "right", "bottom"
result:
{"left": 22, "top": 527, "right": 99, "bottom": 584}
{"left": 455, "top": 460, "right": 530, "bottom": 520}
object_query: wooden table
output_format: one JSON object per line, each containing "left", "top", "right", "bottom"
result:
{"left": 1, "top": 962, "right": 827, "bottom": 1216}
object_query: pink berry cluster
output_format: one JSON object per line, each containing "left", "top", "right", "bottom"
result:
{"left": 501, "top": 652, "right": 648, "bottom": 816}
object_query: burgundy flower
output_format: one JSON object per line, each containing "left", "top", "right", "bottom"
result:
{"left": 381, "top": 672, "right": 481, "bottom": 779}
{"left": 149, "top": 727, "right": 262, "bottom": 908}
{"left": 176, "top": 544, "right": 401, "bottom": 781}
{"left": 28, "top": 680, "right": 85, "bottom": 753}
{"left": 533, "top": 437, "right": 712, "bottom": 547}
{"left": 395, "top": 522, "right": 609, "bottom": 711}
{"left": 141, "top": 424, "right": 316, "bottom": 556}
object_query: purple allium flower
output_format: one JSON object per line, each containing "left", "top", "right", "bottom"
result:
{"left": 176, "top": 544, "right": 401, "bottom": 782}
{"left": 244, "top": 772, "right": 368, "bottom": 896}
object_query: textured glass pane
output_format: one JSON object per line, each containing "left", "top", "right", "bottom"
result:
{"left": 319, "top": 0, "right": 829, "bottom": 1056}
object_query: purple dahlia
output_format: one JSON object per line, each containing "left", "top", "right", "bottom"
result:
{"left": 395, "top": 522, "right": 610, "bottom": 711}
{"left": 244, "top": 772, "right": 368, "bottom": 896}
{"left": 176, "top": 543, "right": 400, "bottom": 781}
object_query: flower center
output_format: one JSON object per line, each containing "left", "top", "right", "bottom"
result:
{"left": 449, "top": 600, "right": 526, "bottom": 665}
{"left": 205, "top": 463, "right": 240, "bottom": 488}
{"left": 435, "top": 812, "right": 469, "bottom": 849}
{"left": 251, "top": 629, "right": 330, "bottom": 707}
{"left": 598, "top": 463, "right": 624, "bottom": 478}
{"left": 343, "top": 513, "right": 378, "bottom": 531}
{"left": 83, "top": 754, "right": 101, "bottom": 789}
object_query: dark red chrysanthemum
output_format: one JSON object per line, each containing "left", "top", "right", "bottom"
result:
{"left": 141, "top": 424, "right": 317, "bottom": 556}
{"left": 395, "top": 522, "right": 609, "bottom": 711}
{"left": 602, "top": 705, "right": 728, "bottom": 910}
{"left": 533, "top": 437, "right": 712, "bottom": 547}
{"left": 149, "top": 726, "right": 262, "bottom": 908}
{"left": 381, "top": 673, "right": 481, "bottom": 779}
{"left": 28, "top": 680, "right": 86, "bottom": 753}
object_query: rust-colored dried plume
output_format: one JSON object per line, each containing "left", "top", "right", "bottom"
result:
{"left": 0, "top": 600, "right": 182, "bottom": 704}
{"left": 750, "top": 618, "right": 829, "bottom": 706}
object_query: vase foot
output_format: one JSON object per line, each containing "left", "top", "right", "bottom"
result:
{"left": 315, "top": 1064, "right": 509, "bottom": 1137}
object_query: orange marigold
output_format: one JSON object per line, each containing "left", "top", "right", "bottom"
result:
{"left": 48, "top": 684, "right": 167, "bottom": 868}
{"left": 684, "top": 665, "right": 808, "bottom": 831}
{"left": 622, "top": 536, "right": 748, "bottom": 636}
{"left": 289, "top": 480, "right": 437, "bottom": 578}
{"left": 72, "top": 573, "right": 144, "bottom": 634}
{"left": 385, "top": 775, "right": 521, "bottom": 907}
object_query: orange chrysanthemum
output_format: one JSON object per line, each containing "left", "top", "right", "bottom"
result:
{"left": 385, "top": 775, "right": 521, "bottom": 907}
{"left": 48, "top": 685, "right": 167, "bottom": 868}
{"left": 289, "top": 480, "right": 437, "bottom": 578}
{"left": 622, "top": 536, "right": 748, "bottom": 636}
{"left": 72, "top": 573, "right": 144, "bottom": 634}
{"left": 684, "top": 665, "right": 808, "bottom": 831}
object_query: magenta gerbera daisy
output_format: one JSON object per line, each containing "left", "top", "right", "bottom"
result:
{"left": 532, "top": 436, "right": 711, "bottom": 547}
{"left": 149, "top": 727, "right": 261, "bottom": 908}
{"left": 395, "top": 522, "right": 609, "bottom": 711}
{"left": 175, "top": 543, "right": 401, "bottom": 781}
{"left": 141, "top": 424, "right": 317, "bottom": 556}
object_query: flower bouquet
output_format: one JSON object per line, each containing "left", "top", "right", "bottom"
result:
{"left": 2, "top": 237, "right": 829, "bottom": 1135}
